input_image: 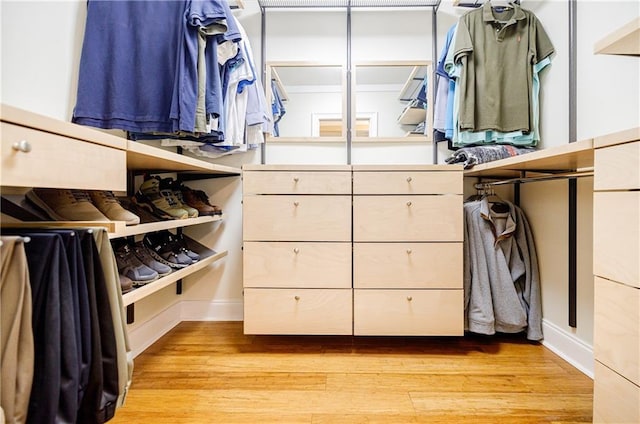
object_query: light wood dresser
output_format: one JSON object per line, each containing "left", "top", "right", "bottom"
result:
{"left": 242, "top": 165, "right": 353, "bottom": 335}
{"left": 352, "top": 165, "right": 464, "bottom": 335}
{"left": 592, "top": 128, "right": 640, "bottom": 423}
{"left": 242, "top": 164, "right": 464, "bottom": 336}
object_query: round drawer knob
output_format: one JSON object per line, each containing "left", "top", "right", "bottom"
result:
{"left": 406, "top": 176, "right": 412, "bottom": 182}
{"left": 406, "top": 249, "right": 412, "bottom": 254}
{"left": 294, "top": 295, "right": 300, "bottom": 301}
{"left": 293, "top": 248, "right": 300, "bottom": 254}
{"left": 293, "top": 177, "right": 299, "bottom": 182}
{"left": 293, "top": 201, "right": 299, "bottom": 206}
{"left": 407, "top": 296, "right": 413, "bottom": 301}
{"left": 12, "top": 140, "right": 32, "bottom": 153}
{"left": 406, "top": 201, "right": 412, "bottom": 207}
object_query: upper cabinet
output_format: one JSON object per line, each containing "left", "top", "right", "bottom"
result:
{"left": 594, "top": 16, "right": 640, "bottom": 56}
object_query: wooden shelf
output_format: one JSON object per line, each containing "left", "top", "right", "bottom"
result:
{"left": 594, "top": 17, "right": 640, "bottom": 56}
{"left": 398, "top": 65, "right": 428, "bottom": 101}
{"left": 0, "top": 104, "right": 127, "bottom": 151}
{"left": 463, "top": 138, "right": 594, "bottom": 178}
{"left": 593, "top": 127, "right": 640, "bottom": 149}
{"left": 108, "top": 215, "right": 222, "bottom": 239}
{"left": 122, "top": 249, "right": 228, "bottom": 306}
{"left": 126, "top": 141, "right": 241, "bottom": 175}
{"left": 397, "top": 106, "right": 427, "bottom": 125}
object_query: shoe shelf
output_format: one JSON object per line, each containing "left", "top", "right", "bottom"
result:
{"left": 126, "top": 141, "right": 241, "bottom": 176}
{"left": 122, "top": 248, "right": 228, "bottom": 307}
{"left": 107, "top": 215, "right": 223, "bottom": 239}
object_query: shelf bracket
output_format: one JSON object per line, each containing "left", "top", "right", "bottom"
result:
{"left": 126, "top": 304, "right": 135, "bottom": 324}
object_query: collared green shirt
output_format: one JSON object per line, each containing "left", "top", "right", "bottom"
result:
{"left": 452, "top": 2, "right": 554, "bottom": 133}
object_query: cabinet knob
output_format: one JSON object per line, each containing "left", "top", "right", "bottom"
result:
{"left": 406, "top": 249, "right": 412, "bottom": 254}
{"left": 406, "top": 176, "right": 412, "bottom": 182}
{"left": 407, "top": 296, "right": 413, "bottom": 301}
{"left": 293, "top": 248, "right": 300, "bottom": 254}
{"left": 293, "top": 177, "right": 299, "bottom": 182}
{"left": 294, "top": 295, "right": 300, "bottom": 301}
{"left": 406, "top": 201, "right": 412, "bottom": 207}
{"left": 293, "top": 201, "right": 299, "bottom": 207}
{"left": 12, "top": 140, "right": 32, "bottom": 153}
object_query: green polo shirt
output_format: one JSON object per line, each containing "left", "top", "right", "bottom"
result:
{"left": 452, "top": 2, "right": 554, "bottom": 133}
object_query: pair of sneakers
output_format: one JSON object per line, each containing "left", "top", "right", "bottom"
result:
{"left": 143, "top": 230, "right": 200, "bottom": 269}
{"left": 133, "top": 176, "right": 199, "bottom": 220}
{"left": 26, "top": 188, "right": 140, "bottom": 225}
{"left": 113, "top": 239, "right": 173, "bottom": 286}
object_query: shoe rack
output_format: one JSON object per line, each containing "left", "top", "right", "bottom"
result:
{"left": 0, "top": 104, "right": 241, "bottom": 322}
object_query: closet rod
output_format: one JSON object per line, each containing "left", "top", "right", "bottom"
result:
{"left": 473, "top": 169, "right": 593, "bottom": 188}
{"left": 0, "top": 236, "right": 31, "bottom": 245}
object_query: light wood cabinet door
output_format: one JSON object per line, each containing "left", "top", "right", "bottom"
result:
{"left": 243, "top": 195, "right": 351, "bottom": 242}
{"left": 353, "top": 171, "right": 462, "bottom": 195}
{"left": 1, "top": 122, "right": 126, "bottom": 190}
{"left": 353, "top": 195, "right": 462, "bottom": 242}
{"left": 243, "top": 171, "right": 352, "bottom": 194}
{"left": 594, "top": 277, "right": 640, "bottom": 386}
{"left": 353, "top": 242, "right": 462, "bottom": 289}
{"left": 594, "top": 191, "right": 640, "bottom": 288}
{"left": 353, "top": 289, "right": 463, "bottom": 336}
{"left": 243, "top": 288, "right": 353, "bottom": 335}
{"left": 243, "top": 242, "right": 351, "bottom": 288}
{"left": 593, "top": 361, "right": 640, "bottom": 424}
{"left": 594, "top": 141, "right": 640, "bottom": 190}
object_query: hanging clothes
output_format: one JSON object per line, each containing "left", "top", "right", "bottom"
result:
{"left": 463, "top": 198, "right": 542, "bottom": 341}
{"left": 72, "top": 0, "right": 246, "bottom": 142}
{"left": 0, "top": 228, "right": 131, "bottom": 424}
{"left": 0, "top": 237, "right": 34, "bottom": 424}
{"left": 444, "top": 2, "right": 554, "bottom": 148}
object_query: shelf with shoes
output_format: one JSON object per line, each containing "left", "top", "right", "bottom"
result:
{"left": 1, "top": 104, "right": 239, "bottom": 324}
{"left": 118, "top": 235, "right": 228, "bottom": 307}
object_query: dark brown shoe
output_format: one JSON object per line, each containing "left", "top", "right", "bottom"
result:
{"left": 181, "top": 186, "right": 223, "bottom": 216}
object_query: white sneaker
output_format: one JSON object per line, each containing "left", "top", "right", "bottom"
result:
{"left": 89, "top": 190, "right": 140, "bottom": 226}
{"left": 26, "top": 188, "right": 110, "bottom": 222}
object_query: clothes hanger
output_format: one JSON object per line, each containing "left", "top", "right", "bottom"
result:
{"left": 480, "top": 184, "right": 510, "bottom": 213}
{"left": 489, "top": 0, "right": 515, "bottom": 10}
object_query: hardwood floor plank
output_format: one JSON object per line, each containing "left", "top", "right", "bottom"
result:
{"left": 110, "top": 322, "right": 593, "bottom": 423}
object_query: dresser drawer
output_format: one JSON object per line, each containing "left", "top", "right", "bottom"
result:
{"left": 353, "top": 289, "right": 463, "bottom": 336}
{"left": 1, "top": 122, "right": 126, "bottom": 190}
{"left": 594, "top": 141, "right": 640, "bottom": 191}
{"left": 594, "top": 277, "right": 640, "bottom": 386}
{"left": 243, "top": 288, "right": 353, "bottom": 335}
{"left": 353, "top": 171, "right": 462, "bottom": 195}
{"left": 354, "top": 242, "right": 462, "bottom": 289}
{"left": 353, "top": 195, "right": 462, "bottom": 242}
{"left": 243, "top": 171, "right": 352, "bottom": 194}
{"left": 243, "top": 195, "right": 351, "bottom": 241}
{"left": 594, "top": 191, "right": 640, "bottom": 287}
{"left": 593, "top": 361, "right": 640, "bottom": 424}
{"left": 243, "top": 242, "right": 351, "bottom": 288}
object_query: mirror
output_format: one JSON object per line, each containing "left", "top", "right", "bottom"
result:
{"left": 266, "top": 63, "right": 346, "bottom": 142}
{"left": 264, "top": 61, "right": 431, "bottom": 143}
{"left": 352, "top": 61, "right": 432, "bottom": 142}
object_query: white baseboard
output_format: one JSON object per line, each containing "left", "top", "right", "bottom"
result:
{"left": 127, "top": 302, "right": 182, "bottom": 358}
{"left": 180, "top": 299, "right": 244, "bottom": 321}
{"left": 542, "top": 319, "right": 594, "bottom": 378}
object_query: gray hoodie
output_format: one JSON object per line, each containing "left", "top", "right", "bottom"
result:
{"left": 463, "top": 198, "right": 543, "bottom": 340}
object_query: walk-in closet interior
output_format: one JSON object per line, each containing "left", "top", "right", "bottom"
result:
{"left": 1, "top": 0, "right": 638, "bottom": 423}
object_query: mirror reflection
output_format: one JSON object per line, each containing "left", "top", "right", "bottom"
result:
{"left": 266, "top": 63, "right": 345, "bottom": 141}
{"left": 265, "top": 61, "right": 431, "bottom": 142}
{"left": 353, "top": 62, "right": 431, "bottom": 141}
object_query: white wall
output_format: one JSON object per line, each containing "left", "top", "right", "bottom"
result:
{"left": 1, "top": 0, "right": 639, "bottom": 369}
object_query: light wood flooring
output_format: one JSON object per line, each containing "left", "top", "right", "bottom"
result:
{"left": 111, "top": 321, "right": 593, "bottom": 423}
